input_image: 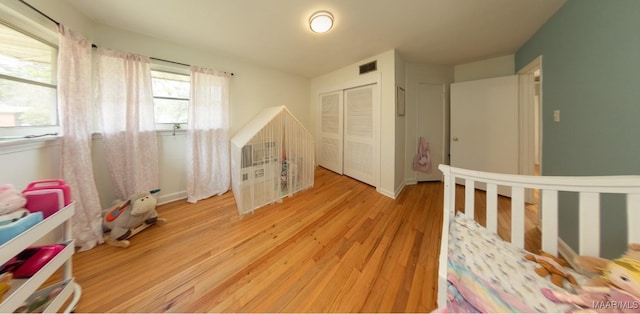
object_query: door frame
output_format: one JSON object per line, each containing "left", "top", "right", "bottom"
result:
{"left": 518, "top": 56, "right": 543, "bottom": 175}
{"left": 518, "top": 55, "right": 543, "bottom": 203}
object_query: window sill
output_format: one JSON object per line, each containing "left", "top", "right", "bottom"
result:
{"left": 0, "top": 129, "right": 188, "bottom": 154}
{"left": 157, "top": 129, "right": 187, "bottom": 137}
{"left": 90, "top": 129, "right": 187, "bottom": 140}
{"left": 0, "top": 135, "right": 61, "bottom": 155}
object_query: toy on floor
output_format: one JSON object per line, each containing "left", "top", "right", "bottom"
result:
{"left": 542, "top": 244, "right": 640, "bottom": 312}
{"left": 525, "top": 250, "right": 578, "bottom": 287}
{"left": 103, "top": 189, "right": 166, "bottom": 248}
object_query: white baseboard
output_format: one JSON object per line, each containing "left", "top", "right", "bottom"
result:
{"left": 376, "top": 181, "right": 406, "bottom": 199}
{"left": 158, "top": 190, "right": 187, "bottom": 205}
{"left": 405, "top": 179, "right": 418, "bottom": 186}
{"left": 394, "top": 182, "right": 405, "bottom": 198}
{"left": 376, "top": 187, "right": 396, "bottom": 199}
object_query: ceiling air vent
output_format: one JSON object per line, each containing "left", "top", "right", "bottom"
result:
{"left": 359, "top": 60, "right": 377, "bottom": 75}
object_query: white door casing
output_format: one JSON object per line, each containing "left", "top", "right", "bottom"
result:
{"left": 519, "top": 73, "right": 536, "bottom": 203}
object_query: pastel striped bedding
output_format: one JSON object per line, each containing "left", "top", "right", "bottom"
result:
{"left": 443, "top": 212, "right": 587, "bottom": 313}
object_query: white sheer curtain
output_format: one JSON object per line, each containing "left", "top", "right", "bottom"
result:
{"left": 57, "top": 25, "right": 104, "bottom": 251}
{"left": 187, "top": 66, "right": 231, "bottom": 203}
{"left": 95, "top": 48, "right": 159, "bottom": 200}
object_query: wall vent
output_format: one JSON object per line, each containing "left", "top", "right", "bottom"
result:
{"left": 359, "top": 60, "right": 377, "bottom": 75}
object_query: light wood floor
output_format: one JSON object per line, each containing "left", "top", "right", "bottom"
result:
{"left": 61, "top": 167, "right": 541, "bottom": 313}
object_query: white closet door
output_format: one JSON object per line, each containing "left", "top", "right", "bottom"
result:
{"left": 344, "top": 84, "right": 377, "bottom": 186}
{"left": 318, "top": 91, "right": 343, "bottom": 174}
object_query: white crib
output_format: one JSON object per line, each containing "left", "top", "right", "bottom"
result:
{"left": 437, "top": 164, "right": 640, "bottom": 310}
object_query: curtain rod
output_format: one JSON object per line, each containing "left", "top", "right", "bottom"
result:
{"left": 18, "top": 0, "right": 58, "bottom": 25}
{"left": 19, "top": 0, "right": 234, "bottom": 76}
{"left": 90, "top": 43, "right": 234, "bottom": 76}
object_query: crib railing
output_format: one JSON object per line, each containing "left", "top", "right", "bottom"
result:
{"left": 436, "top": 164, "right": 640, "bottom": 308}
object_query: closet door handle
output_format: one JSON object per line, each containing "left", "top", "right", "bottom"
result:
{"left": 452, "top": 137, "right": 458, "bottom": 141}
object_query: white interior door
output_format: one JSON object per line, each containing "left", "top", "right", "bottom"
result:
{"left": 344, "top": 84, "right": 377, "bottom": 186}
{"left": 417, "top": 83, "right": 445, "bottom": 182}
{"left": 317, "top": 91, "right": 343, "bottom": 174}
{"left": 450, "top": 75, "right": 518, "bottom": 178}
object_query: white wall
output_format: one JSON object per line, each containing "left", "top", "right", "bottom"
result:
{"left": 4, "top": 0, "right": 311, "bottom": 207}
{"left": 310, "top": 49, "right": 399, "bottom": 198}
{"left": 0, "top": 139, "right": 61, "bottom": 189}
{"left": 454, "top": 54, "right": 515, "bottom": 82}
{"left": 404, "top": 63, "right": 454, "bottom": 184}
{"left": 394, "top": 52, "right": 407, "bottom": 195}
{"left": 0, "top": 138, "right": 64, "bottom": 244}
{"left": 90, "top": 132, "right": 190, "bottom": 209}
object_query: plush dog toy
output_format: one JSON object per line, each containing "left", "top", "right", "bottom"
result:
{"left": 525, "top": 250, "right": 578, "bottom": 287}
{"left": 103, "top": 190, "right": 165, "bottom": 248}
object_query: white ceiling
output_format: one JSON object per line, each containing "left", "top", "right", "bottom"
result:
{"left": 62, "top": 0, "right": 566, "bottom": 78}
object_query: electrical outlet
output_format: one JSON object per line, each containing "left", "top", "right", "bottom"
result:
{"left": 553, "top": 110, "right": 560, "bottom": 122}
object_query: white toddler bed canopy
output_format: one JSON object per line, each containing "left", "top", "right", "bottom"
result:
{"left": 231, "top": 106, "right": 314, "bottom": 215}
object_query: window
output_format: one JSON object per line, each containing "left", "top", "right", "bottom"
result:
{"left": 0, "top": 22, "right": 57, "bottom": 128}
{"left": 151, "top": 69, "right": 190, "bottom": 125}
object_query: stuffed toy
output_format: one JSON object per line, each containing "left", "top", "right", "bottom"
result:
{"left": 574, "top": 243, "right": 640, "bottom": 287}
{"left": 102, "top": 190, "right": 166, "bottom": 248}
{"left": 525, "top": 250, "right": 578, "bottom": 287}
{"left": 542, "top": 244, "right": 640, "bottom": 312}
{"left": 0, "top": 184, "right": 26, "bottom": 215}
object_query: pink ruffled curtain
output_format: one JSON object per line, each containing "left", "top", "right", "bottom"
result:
{"left": 57, "top": 25, "right": 103, "bottom": 251}
{"left": 95, "top": 48, "right": 159, "bottom": 200}
{"left": 186, "top": 66, "right": 231, "bottom": 203}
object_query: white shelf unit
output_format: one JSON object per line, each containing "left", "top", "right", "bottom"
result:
{"left": 0, "top": 202, "right": 81, "bottom": 313}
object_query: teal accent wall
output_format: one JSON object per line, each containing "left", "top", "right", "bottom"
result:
{"left": 516, "top": 0, "right": 640, "bottom": 259}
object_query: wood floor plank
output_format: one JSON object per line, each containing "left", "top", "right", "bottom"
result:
{"left": 68, "top": 166, "right": 541, "bottom": 313}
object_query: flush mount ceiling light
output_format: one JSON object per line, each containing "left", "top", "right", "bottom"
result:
{"left": 309, "top": 11, "right": 334, "bottom": 33}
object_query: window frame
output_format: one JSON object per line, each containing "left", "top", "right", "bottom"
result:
{"left": 150, "top": 61, "right": 190, "bottom": 131}
{"left": 0, "top": 1, "right": 59, "bottom": 139}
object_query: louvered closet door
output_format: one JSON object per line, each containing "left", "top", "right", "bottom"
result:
{"left": 344, "top": 84, "right": 378, "bottom": 186}
{"left": 318, "top": 91, "right": 344, "bottom": 174}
